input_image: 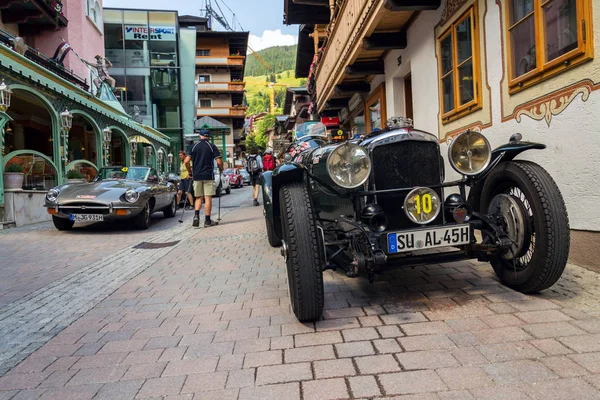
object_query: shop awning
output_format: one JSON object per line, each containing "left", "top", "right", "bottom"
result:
{"left": 130, "top": 135, "right": 152, "bottom": 145}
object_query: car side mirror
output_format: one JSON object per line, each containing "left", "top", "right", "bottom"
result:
{"left": 148, "top": 175, "right": 158, "bottom": 183}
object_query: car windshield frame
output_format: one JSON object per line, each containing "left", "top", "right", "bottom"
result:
{"left": 94, "top": 167, "right": 151, "bottom": 182}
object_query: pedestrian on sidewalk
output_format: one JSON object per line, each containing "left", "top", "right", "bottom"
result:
{"left": 246, "top": 145, "right": 263, "bottom": 206}
{"left": 177, "top": 150, "right": 194, "bottom": 210}
{"left": 262, "top": 149, "right": 276, "bottom": 172}
{"left": 184, "top": 129, "right": 223, "bottom": 228}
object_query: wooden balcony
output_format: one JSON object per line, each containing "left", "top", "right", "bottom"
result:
{"left": 0, "top": 0, "right": 68, "bottom": 35}
{"left": 314, "top": 0, "right": 440, "bottom": 113}
{"left": 197, "top": 81, "right": 246, "bottom": 93}
{"left": 197, "top": 106, "right": 248, "bottom": 118}
{"left": 195, "top": 56, "right": 245, "bottom": 69}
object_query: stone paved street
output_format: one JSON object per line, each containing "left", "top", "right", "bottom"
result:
{"left": 1, "top": 192, "right": 600, "bottom": 399}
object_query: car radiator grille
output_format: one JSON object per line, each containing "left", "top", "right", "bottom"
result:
{"left": 371, "top": 140, "right": 444, "bottom": 230}
{"left": 59, "top": 202, "right": 110, "bottom": 215}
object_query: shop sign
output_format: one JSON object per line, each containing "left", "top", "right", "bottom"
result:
{"left": 124, "top": 25, "right": 176, "bottom": 41}
{"left": 321, "top": 116, "right": 340, "bottom": 127}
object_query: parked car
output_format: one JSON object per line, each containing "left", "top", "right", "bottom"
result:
{"left": 44, "top": 166, "right": 177, "bottom": 231}
{"left": 262, "top": 118, "right": 570, "bottom": 322}
{"left": 214, "top": 161, "right": 231, "bottom": 197}
{"left": 223, "top": 168, "right": 244, "bottom": 188}
{"left": 240, "top": 169, "right": 251, "bottom": 186}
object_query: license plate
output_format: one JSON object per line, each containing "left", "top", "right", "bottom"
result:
{"left": 387, "top": 224, "right": 470, "bottom": 254}
{"left": 69, "top": 214, "right": 104, "bottom": 222}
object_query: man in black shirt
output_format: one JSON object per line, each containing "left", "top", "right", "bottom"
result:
{"left": 184, "top": 129, "right": 223, "bottom": 227}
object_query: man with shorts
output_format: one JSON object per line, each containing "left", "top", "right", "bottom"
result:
{"left": 177, "top": 150, "right": 193, "bottom": 210}
{"left": 184, "top": 129, "right": 223, "bottom": 228}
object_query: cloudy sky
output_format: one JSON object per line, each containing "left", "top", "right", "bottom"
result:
{"left": 102, "top": 0, "right": 299, "bottom": 51}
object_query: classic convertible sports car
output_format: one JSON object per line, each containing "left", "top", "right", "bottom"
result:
{"left": 262, "top": 118, "right": 570, "bottom": 322}
{"left": 44, "top": 166, "right": 178, "bottom": 231}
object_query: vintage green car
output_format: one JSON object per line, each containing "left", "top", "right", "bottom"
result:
{"left": 262, "top": 119, "right": 570, "bottom": 322}
{"left": 44, "top": 166, "right": 178, "bottom": 231}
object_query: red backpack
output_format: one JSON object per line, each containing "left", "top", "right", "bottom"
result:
{"left": 263, "top": 154, "right": 276, "bottom": 171}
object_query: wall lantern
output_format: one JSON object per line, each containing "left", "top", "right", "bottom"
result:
{"left": 145, "top": 146, "right": 152, "bottom": 166}
{"left": 102, "top": 126, "right": 112, "bottom": 144}
{"left": 157, "top": 148, "right": 164, "bottom": 173}
{"left": 0, "top": 80, "right": 12, "bottom": 112}
{"left": 130, "top": 136, "right": 138, "bottom": 166}
{"left": 60, "top": 108, "right": 73, "bottom": 132}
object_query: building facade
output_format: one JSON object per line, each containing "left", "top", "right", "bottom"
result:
{"left": 0, "top": 1, "right": 171, "bottom": 228}
{"left": 191, "top": 27, "right": 249, "bottom": 165}
{"left": 285, "top": 0, "right": 600, "bottom": 269}
{"left": 102, "top": 8, "right": 183, "bottom": 163}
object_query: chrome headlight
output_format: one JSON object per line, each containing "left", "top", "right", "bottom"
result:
{"left": 448, "top": 130, "right": 492, "bottom": 176}
{"left": 326, "top": 143, "right": 371, "bottom": 189}
{"left": 125, "top": 190, "right": 140, "bottom": 203}
{"left": 46, "top": 188, "right": 60, "bottom": 202}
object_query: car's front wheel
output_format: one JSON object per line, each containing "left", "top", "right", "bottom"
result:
{"left": 279, "top": 182, "right": 324, "bottom": 321}
{"left": 52, "top": 216, "right": 74, "bottom": 231}
{"left": 134, "top": 202, "right": 151, "bottom": 230}
{"left": 226, "top": 184, "right": 231, "bottom": 195}
{"left": 481, "top": 161, "right": 570, "bottom": 293}
{"left": 164, "top": 196, "right": 177, "bottom": 218}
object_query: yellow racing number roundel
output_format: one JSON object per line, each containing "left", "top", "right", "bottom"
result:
{"left": 121, "top": 167, "right": 129, "bottom": 172}
{"left": 404, "top": 187, "right": 441, "bottom": 225}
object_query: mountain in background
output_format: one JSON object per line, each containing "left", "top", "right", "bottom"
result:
{"left": 244, "top": 44, "right": 306, "bottom": 115}
{"left": 245, "top": 45, "right": 298, "bottom": 76}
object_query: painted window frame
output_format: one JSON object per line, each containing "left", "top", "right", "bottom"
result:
{"left": 196, "top": 49, "right": 211, "bottom": 56}
{"left": 364, "top": 84, "right": 387, "bottom": 133}
{"left": 437, "top": 4, "right": 482, "bottom": 124}
{"left": 198, "top": 74, "right": 211, "bottom": 83}
{"left": 505, "top": 0, "right": 594, "bottom": 94}
{"left": 86, "top": 0, "right": 104, "bottom": 33}
{"left": 199, "top": 99, "right": 212, "bottom": 108}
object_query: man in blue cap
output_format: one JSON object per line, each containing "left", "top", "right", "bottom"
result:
{"left": 184, "top": 128, "right": 223, "bottom": 227}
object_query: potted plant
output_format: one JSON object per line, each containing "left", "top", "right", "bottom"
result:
{"left": 66, "top": 170, "right": 86, "bottom": 184}
{"left": 3, "top": 163, "right": 24, "bottom": 190}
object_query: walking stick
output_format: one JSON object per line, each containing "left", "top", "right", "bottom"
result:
{"left": 217, "top": 174, "right": 222, "bottom": 223}
{"left": 178, "top": 180, "right": 193, "bottom": 223}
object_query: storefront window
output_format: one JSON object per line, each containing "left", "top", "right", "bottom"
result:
{"left": 351, "top": 111, "right": 365, "bottom": 136}
{"left": 149, "top": 11, "right": 178, "bottom": 67}
{"left": 151, "top": 67, "right": 180, "bottom": 129}
{"left": 104, "top": 10, "right": 125, "bottom": 68}
{"left": 5, "top": 153, "right": 58, "bottom": 190}
{"left": 123, "top": 10, "right": 149, "bottom": 67}
{"left": 124, "top": 71, "right": 152, "bottom": 126}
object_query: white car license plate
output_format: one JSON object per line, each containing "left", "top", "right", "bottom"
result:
{"left": 69, "top": 214, "right": 104, "bottom": 222}
{"left": 387, "top": 224, "right": 470, "bottom": 254}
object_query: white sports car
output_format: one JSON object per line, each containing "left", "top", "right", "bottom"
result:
{"left": 214, "top": 161, "right": 230, "bottom": 197}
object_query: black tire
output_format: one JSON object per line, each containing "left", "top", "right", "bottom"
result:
{"left": 266, "top": 215, "right": 282, "bottom": 247}
{"left": 163, "top": 196, "right": 177, "bottom": 218}
{"left": 226, "top": 185, "right": 231, "bottom": 195}
{"left": 53, "top": 216, "right": 74, "bottom": 231}
{"left": 279, "top": 182, "right": 324, "bottom": 321}
{"left": 481, "top": 160, "right": 570, "bottom": 293}
{"left": 215, "top": 184, "right": 222, "bottom": 198}
{"left": 134, "top": 202, "right": 151, "bottom": 230}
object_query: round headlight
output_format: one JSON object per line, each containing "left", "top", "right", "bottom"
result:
{"left": 46, "top": 188, "right": 60, "bottom": 202}
{"left": 404, "top": 187, "right": 441, "bottom": 225}
{"left": 125, "top": 190, "right": 140, "bottom": 203}
{"left": 448, "top": 130, "right": 492, "bottom": 176}
{"left": 326, "top": 143, "right": 371, "bottom": 189}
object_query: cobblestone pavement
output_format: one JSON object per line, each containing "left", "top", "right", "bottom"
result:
{"left": 1, "top": 202, "right": 600, "bottom": 399}
{"left": 0, "top": 187, "right": 252, "bottom": 376}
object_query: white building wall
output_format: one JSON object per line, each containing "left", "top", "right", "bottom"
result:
{"left": 384, "top": 0, "right": 600, "bottom": 231}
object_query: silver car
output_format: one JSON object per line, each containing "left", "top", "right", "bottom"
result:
{"left": 44, "top": 166, "right": 177, "bottom": 231}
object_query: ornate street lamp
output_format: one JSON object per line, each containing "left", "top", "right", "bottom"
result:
{"left": 60, "top": 108, "right": 73, "bottom": 164}
{"left": 145, "top": 145, "right": 152, "bottom": 166}
{"left": 102, "top": 127, "right": 112, "bottom": 166}
{"left": 157, "top": 148, "right": 164, "bottom": 174}
{"left": 0, "top": 80, "right": 12, "bottom": 157}
{"left": 0, "top": 80, "right": 13, "bottom": 112}
{"left": 130, "top": 136, "right": 138, "bottom": 166}
{"left": 167, "top": 152, "right": 173, "bottom": 173}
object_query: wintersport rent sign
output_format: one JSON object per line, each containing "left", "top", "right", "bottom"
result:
{"left": 124, "top": 25, "right": 176, "bottom": 41}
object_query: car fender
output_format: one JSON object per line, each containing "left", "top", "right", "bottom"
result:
{"left": 468, "top": 141, "right": 546, "bottom": 211}
{"left": 262, "top": 163, "right": 308, "bottom": 239}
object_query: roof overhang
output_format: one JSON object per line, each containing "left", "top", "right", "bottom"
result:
{"left": 283, "top": 0, "right": 330, "bottom": 25}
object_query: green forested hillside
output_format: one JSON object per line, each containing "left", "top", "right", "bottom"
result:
{"left": 245, "top": 45, "right": 297, "bottom": 76}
